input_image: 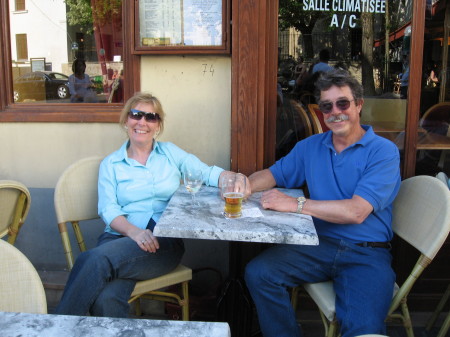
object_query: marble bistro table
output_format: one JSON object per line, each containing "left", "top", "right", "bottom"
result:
{"left": 153, "top": 185, "right": 318, "bottom": 337}
{"left": 0, "top": 311, "right": 231, "bottom": 337}
{"left": 153, "top": 186, "right": 318, "bottom": 245}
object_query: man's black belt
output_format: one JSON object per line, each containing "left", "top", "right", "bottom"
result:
{"left": 356, "top": 242, "right": 391, "bottom": 249}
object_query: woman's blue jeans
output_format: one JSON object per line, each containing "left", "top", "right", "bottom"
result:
{"left": 245, "top": 236, "right": 395, "bottom": 337}
{"left": 55, "top": 220, "right": 184, "bottom": 317}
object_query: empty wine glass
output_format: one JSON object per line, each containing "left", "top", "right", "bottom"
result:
{"left": 183, "top": 169, "right": 203, "bottom": 206}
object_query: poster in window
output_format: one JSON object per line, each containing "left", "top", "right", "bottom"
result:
{"left": 138, "top": 0, "right": 223, "bottom": 47}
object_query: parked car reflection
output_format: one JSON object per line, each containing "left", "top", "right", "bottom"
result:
{"left": 13, "top": 71, "right": 70, "bottom": 102}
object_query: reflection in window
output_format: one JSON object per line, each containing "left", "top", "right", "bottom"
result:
{"left": 15, "top": 34, "right": 28, "bottom": 60}
{"left": 15, "top": 0, "right": 25, "bottom": 11}
{"left": 10, "top": 0, "right": 123, "bottom": 104}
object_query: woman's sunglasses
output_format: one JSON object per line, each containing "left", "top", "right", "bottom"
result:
{"left": 318, "top": 99, "right": 354, "bottom": 114}
{"left": 128, "top": 109, "right": 161, "bottom": 122}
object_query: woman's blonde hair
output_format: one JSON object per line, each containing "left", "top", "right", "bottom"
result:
{"left": 119, "top": 92, "right": 165, "bottom": 136}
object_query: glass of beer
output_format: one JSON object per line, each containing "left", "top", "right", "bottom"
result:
{"left": 221, "top": 173, "right": 246, "bottom": 218}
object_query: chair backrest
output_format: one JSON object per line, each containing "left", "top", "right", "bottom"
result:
{"left": 308, "top": 104, "right": 330, "bottom": 133}
{"left": 290, "top": 100, "right": 313, "bottom": 139}
{"left": 392, "top": 175, "right": 450, "bottom": 260}
{"left": 54, "top": 156, "right": 103, "bottom": 224}
{"left": 0, "top": 239, "right": 47, "bottom": 314}
{"left": 0, "top": 180, "right": 31, "bottom": 244}
{"left": 419, "top": 102, "right": 450, "bottom": 135}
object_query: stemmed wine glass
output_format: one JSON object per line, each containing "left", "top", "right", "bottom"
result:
{"left": 183, "top": 169, "right": 203, "bottom": 206}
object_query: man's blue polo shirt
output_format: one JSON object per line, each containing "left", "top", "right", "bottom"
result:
{"left": 270, "top": 125, "right": 401, "bottom": 243}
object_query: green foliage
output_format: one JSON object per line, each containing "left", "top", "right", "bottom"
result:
{"left": 65, "top": 0, "right": 92, "bottom": 28}
{"left": 279, "top": 0, "right": 330, "bottom": 31}
{"left": 65, "top": 0, "right": 122, "bottom": 32}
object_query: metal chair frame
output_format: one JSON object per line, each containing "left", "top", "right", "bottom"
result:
{"left": 0, "top": 180, "right": 31, "bottom": 245}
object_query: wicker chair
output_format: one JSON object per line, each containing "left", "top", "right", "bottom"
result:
{"left": 0, "top": 239, "right": 47, "bottom": 313}
{"left": 308, "top": 104, "right": 330, "bottom": 134}
{"left": 0, "top": 180, "right": 31, "bottom": 245}
{"left": 54, "top": 156, "right": 192, "bottom": 319}
{"left": 292, "top": 175, "right": 450, "bottom": 337}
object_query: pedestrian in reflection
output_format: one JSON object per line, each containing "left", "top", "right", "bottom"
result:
{"left": 68, "top": 59, "right": 98, "bottom": 103}
{"left": 312, "top": 49, "right": 333, "bottom": 74}
{"left": 399, "top": 53, "right": 410, "bottom": 99}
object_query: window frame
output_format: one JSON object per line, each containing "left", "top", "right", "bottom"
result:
{"left": 0, "top": 1, "right": 139, "bottom": 123}
{"left": 133, "top": 0, "right": 230, "bottom": 55}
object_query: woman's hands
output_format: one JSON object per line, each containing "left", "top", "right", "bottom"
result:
{"left": 110, "top": 216, "right": 160, "bottom": 252}
{"left": 129, "top": 227, "right": 160, "bottom": 253}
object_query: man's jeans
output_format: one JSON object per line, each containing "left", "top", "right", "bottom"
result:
{"left": 55, "top": 220, "right": 184, "bottom": 317}
{"left": 245, "top": 236, "right": 395, "bottom": 337}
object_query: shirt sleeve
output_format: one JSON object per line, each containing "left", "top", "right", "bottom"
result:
{"left": 162, "top": 142, "right": 224, "bottom": 187}
{"left": 269, "top": 141, "right": 306, "bottom": 188}
{"left": 98, "top": 157, "right": 126, "bottom": 226}
{"left": 354, "top": 141, "right": 401, "bottom": 212}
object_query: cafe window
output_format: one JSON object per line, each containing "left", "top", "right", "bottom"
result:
{"left": 9, "top": 0, "right": 124, "bottom": 105}
{"left": 15, "top": 0, "right": 25, "bottom": 11}
{"left": 275, "top": 0, "right": 450, "bottom": 179}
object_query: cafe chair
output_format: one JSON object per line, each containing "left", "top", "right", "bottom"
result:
{"left": 290, "top": 100, "right": 313, "bottom": 139}
{"left": 0, "top": 239, "right": 47, "bottom": 314}
{"left": 308, "top": 104, "right": 330, "bottom": 134}
{"left": 0, "top": 180, "right": 31, "bottom": 245}
{"left": 419, "top": 102, "right": 450, "bottom": 134}
{"left": 425, "top": 172, "right": 450, "bottom": 337}
{"left": 54, "top": 156, "right": 192, "bottom": 320}
{"left": 293, "top": 175, "right": 450, "bottom": 337}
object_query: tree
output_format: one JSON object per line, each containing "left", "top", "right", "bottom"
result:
{"left": 361, "top": 12, "right": 376, "bottom": 95}
{"left": 65, "top": 0, "right": 122, "bottom": 33}
{"left": 278, "top": 0, "right": 324, "bottom": 59}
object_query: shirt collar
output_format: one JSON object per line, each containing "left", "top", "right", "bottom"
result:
{"left": 322, "top": 124, "right": 375, "bottom": 150}
{"left": 110, "top": 139, "right": 161, "bottom": 164}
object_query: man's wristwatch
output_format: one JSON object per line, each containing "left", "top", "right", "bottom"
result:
{"left": 296, "top": 196, "right": 306, "bottom": 214}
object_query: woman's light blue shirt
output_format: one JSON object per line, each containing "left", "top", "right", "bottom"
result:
{"left": 98, "top": 140, "right": 224, "bottom": 235}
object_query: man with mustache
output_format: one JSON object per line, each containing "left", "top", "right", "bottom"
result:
{"left": 245, "top": 68, "right": 401, "bottom": 337}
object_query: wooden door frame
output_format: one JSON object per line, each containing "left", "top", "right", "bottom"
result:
{"left": 231, "top": 0, "right": 278, "bottom": 175}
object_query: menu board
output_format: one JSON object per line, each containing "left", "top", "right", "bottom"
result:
{"left": 139, "top": 0, "right": 223, "bottom": 47}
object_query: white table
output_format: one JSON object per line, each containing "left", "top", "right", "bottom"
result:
{"left": 154, "top": 186, "right": 318, "bottom": 245}
{"left": 0, "top": 311, "right": 231, "bottom": 337}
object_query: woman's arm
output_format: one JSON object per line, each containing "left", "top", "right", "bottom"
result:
{"left": 110, "top": 215, "right": 159, "bottom": 253}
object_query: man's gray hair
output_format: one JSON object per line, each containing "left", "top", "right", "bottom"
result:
{"left": 314, "top": 69, "right": 364, "bottom": 103}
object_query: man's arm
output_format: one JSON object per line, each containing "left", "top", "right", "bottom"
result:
{"left": 261, "top": 189, "right": 373, "bottom": 225}
{"left": 249, "top": 169, "right": 277, "bottom": 192}
{"left": 301, "top": 195, "right": 373, "bottom": 224}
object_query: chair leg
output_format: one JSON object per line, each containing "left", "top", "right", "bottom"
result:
{"left": 400, "top": 301, "right": 414, "bottom": 337}
{"left": 181, "top": 280, "right": 190, "bottom": 321}
{"left": 327, "top": 320, "right": 339, "bottom": 337}
{"left": 134, "top": 298, "right": 142, "bottom": 316}
{"left": 436, "top": 311, "right": 450, "bottom": 337}
{"left": 426, "top": 285, "right": 450, "bottom": 331}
